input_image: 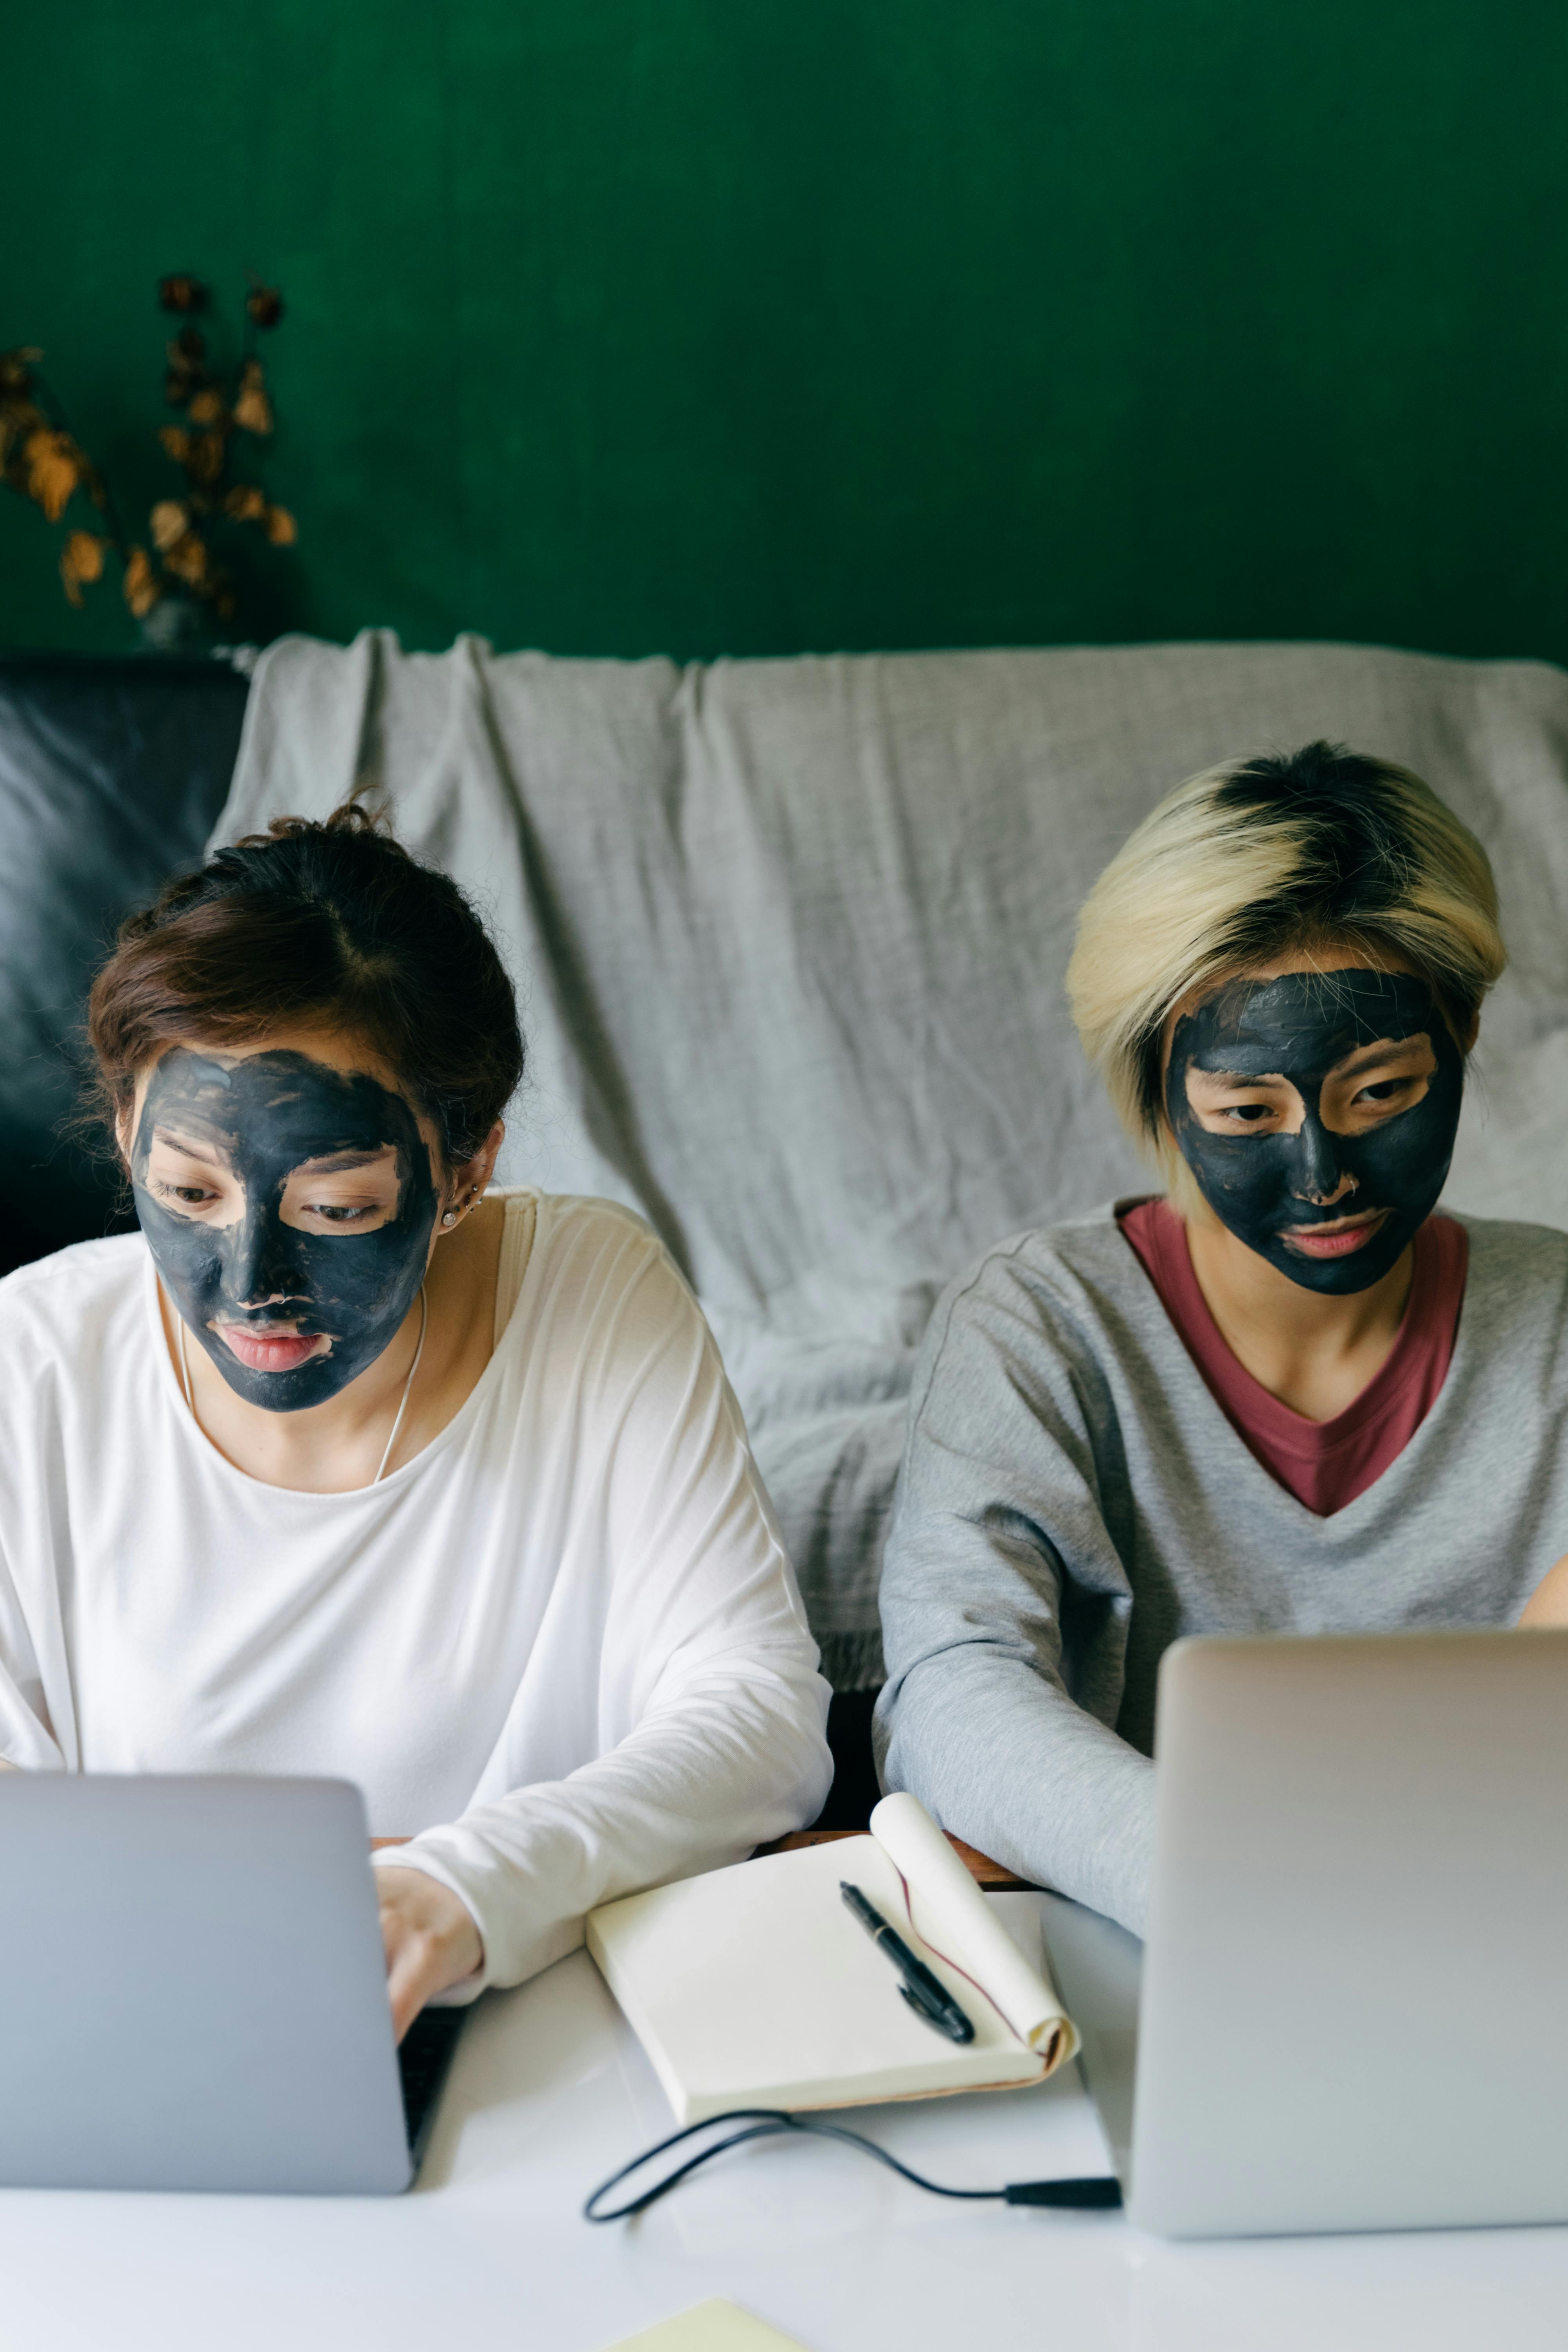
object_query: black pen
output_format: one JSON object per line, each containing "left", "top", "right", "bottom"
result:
{"left": 840, "top": 1881, "right": 975, "bottom": 2044}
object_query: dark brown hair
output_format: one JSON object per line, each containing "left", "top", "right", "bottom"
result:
{"left": 88, "top": 801, "right": 524, "bottom": 1166}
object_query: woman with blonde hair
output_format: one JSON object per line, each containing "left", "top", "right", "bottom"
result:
{"left": 875, "top": 740, "right": 1568, "bottom": 1932}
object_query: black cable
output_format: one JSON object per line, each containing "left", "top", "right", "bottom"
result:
{"left": 583, "top": 2108, "right": 1122, "bottom": 2222}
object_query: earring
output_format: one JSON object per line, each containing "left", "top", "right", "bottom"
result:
{"left": 441, "top": 1209, "right": 458, "bottom": 1228}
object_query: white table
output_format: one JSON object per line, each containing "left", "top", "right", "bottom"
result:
{"left": 6, "top": 1894, "right": 1568, "bottom": 2352}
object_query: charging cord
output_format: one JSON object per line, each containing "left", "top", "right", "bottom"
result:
{"left": 583, "top": 2107, "right": 1122, "bottom": 2221}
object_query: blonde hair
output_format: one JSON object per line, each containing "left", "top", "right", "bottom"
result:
{"left": 1067, "top": 740, "right": 1506, "bottom": 1182}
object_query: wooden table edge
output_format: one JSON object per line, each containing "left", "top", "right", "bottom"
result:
{"left": 754, "top": 1826, "right": 1041, "bottom": 1893}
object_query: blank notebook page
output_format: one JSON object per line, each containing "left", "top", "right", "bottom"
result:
{"left": 587, "top": 1832, "right": 1046, "bottom": 2123}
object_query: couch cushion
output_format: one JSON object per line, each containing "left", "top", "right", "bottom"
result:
{"left": 0, "top": 652, "right": 249, "bottom": 1273}
{"left": 214, "top": 633, "right": 1568, "bottom": 1682}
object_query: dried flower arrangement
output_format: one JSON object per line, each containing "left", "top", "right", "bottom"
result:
{"left": 0, "top": 273, "right": 296, "bottom": 638}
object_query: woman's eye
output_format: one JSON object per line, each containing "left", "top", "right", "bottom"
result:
{"left": 306, "top": 1203, "right": 378, "bottom": 1225}
{"left": 157, "top": 1180, "right": 217, "bottom": 1208}
{"left": 1223, "top": 1103, "right": 1275, "bottom": 1126}
{"left": 1355, "top": 1079, "right": 1407, "bottom": 1107}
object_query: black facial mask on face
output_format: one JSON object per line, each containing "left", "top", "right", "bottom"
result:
{"left": 131, "top": 1048, "right": 438, "bottom": 1411}
{"left": 1165, "top": 969, "right": 1464, "bottom": 1295}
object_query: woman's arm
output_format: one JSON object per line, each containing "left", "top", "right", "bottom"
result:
{"left": 0, "top": 1530, "right": 67, "bottom": 1773}
{"left": 371, "top": 1240, "right": 833, "bottom": 1995}
{"left": 876, "top": 1246, "right": 1156, "bottom": 1934}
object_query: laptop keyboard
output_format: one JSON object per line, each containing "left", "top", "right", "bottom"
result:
{"left": 398, "top": 2006, "right": 467, "bottom": 2164}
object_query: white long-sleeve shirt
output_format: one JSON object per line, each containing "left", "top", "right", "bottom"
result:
{"left": 0, "top": 1190, "right": 832, "bottom": 1990}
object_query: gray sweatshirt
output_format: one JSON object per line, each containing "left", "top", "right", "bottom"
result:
{"left": 874, "top": 1206, "right": 1568, "bottom": 1934}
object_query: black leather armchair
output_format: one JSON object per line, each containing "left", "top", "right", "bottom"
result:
{"left": 0, "top": 652, "right": 249, "bottom": 1277}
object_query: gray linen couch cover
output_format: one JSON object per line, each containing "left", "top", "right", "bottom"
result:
{"left": 213, "top": 632, "right": 1568, "bottom": 1686}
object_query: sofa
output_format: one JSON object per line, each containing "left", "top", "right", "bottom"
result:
{"left": 7, "top": 630, "right": 1568, "bottom": 1792}
{"left": 0, "top": 651, "right": 250, "bottom": 1273}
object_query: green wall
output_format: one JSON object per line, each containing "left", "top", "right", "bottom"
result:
{"left": 4, "top": 1, "right": 1566, "bottom": 663}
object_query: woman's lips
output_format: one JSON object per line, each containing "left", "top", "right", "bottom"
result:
{"left": 215, "top": 1325, "right": 327, "bottom": 1373}
{"left": 1282, "top": 1211, "right": 1388, "bottom": 1260}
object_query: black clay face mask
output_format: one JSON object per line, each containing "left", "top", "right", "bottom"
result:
{"left": 131, "top": 1047, "right": 439, "bottom": 1411}
{"left": 1165, "top": 969, "right": 1464, "bottom": 1295}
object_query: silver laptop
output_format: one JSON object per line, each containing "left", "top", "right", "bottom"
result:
{"left": 1041, "top": 1629, "right": 1568, "bottom": 2238}
{"left": 0, "top": 1774, "right": 464, "bottom": 2193}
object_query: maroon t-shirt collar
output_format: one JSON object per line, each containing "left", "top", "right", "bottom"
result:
{"left": 1117, "top": 1198, "right": 1468, "bottom": 1518}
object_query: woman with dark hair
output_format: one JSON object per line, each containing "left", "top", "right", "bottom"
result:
{"left": 0, "top": 805, "right": 830, "bottom": 2035}
{"left": 876, "top": 742, "right": 1568, "bottom": 1934}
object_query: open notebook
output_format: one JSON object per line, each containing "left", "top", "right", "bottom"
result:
{"left": 587, "top": 1794, "right": 1079, "bottom": 2124}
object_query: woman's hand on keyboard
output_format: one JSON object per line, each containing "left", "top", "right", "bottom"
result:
{"left": 376, "top": 1864, "right": 484, "bottom": 2042}
{"left": 1519, "top": 1551, "right": 1568, "bottom": 1628}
